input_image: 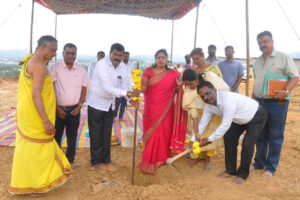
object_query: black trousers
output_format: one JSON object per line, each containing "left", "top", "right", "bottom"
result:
{"left": 88, "top": 105, "right": 114, "bottom": 166}
{"left": 223, "top": 106, "right": 268, "bottom": 179}
{"left": 54, "top": 106, "right": 80, "bottom": 163}
{"left": 114, "top": 97, "right": 127, "bottom": 119}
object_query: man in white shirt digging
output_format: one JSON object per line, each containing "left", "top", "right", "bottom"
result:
{"left": 196, "top": 81, "right": 268, "bottom": 184}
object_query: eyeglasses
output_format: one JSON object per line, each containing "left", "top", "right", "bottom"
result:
{"left": 64, "top": 51, "right": 77, "bottom": 56}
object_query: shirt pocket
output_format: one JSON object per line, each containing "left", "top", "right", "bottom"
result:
{"left": 269, "top": 59, "right": 285, "bottom": 74}
{"left": 73, "top": 74, "right": 83, "bottom": 88}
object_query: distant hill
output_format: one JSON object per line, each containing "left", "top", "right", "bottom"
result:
{"left": 0, "top": 49, "right": 29, "bottom": 60}
{"left": 1, "top": 49, "right": 299, "bottom": 61}
{"left": 0, "top": 49, "right": 185, "bottom": 63}
{"left": 289, "top": 52, "right": 300, "bottom": 59}
{"left": 131, "top": 54, "right": 184, "bottom": 63}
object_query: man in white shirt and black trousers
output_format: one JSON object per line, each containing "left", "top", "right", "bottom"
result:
{"left": 86, "top": 43, "right": 139, "bottom": 171}
{"left": 196, "top": 81, "right": 268, "bottom": 184}
{"left": 114, "top": 51, "right": 133, "bottom": 121}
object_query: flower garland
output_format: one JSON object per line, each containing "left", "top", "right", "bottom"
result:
{"left": 131, "top": 69, "right": 142, "bottom": 102}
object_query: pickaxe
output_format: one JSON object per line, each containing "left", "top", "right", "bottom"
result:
{"left": 166, "top": 148, "right": 193, "bottom": 171}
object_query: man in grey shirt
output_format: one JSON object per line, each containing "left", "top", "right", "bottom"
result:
{"left": 218, "top": 46, "right": 244, "bottom": 93}
{"left": 205, "top": 44, "right": 222, "bottom": 65}
{"left": 251, "top": 31, "right": 299, "bottom": 178}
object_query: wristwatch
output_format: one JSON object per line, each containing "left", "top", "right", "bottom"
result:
{"left": 284, "top": 88, "right": 289, "bottom": 94}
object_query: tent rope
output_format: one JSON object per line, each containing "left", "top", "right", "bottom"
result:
{"left": 0, "top": 0, "right": 25, "bottom": 30}
{"left": 202, "top": 2, "right": 227, "bottom": 45}
{"left": 276, "top": 0, "right": 300, "bottom": 41}
{"left": 174, "top": 21, "right": 188, "bottom": 55}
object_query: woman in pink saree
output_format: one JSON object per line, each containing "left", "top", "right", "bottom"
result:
{"left": 139, "top": 49, "right": 180, "bottom": 175}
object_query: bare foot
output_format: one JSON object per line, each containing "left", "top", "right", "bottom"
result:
{"left": 187, "top": 159, "right": 200, "bottom": 168}
{"left": 119, "top": 118, "right": 125, "bottom": 122}
{"left": 204, "top": 157, "right": 210, "bottom": 171}
{"left": 103, "top": 162, "right": 118, "bottom": 166}
{"left": 233, "top": 177, "right": 245, "bottom": 185}
{"left": 92, "top": 164, "right": 101, "bottom": 171}
{"left": 250, "top": 164, "right": 256, "bottom": 171}
{"left": 262, "top": 170, "right": 273, "bottom": 178}
{"left": 217, "top": 172, "right": 233, "bottom": 179}
{"left": 71, "top": 162, "right": 79, "bottom": 170}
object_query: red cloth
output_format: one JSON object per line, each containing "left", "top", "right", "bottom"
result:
{"left": 139, "top": 67, "right": 178, "bottom": 175}
{"left": 170, "top": 85, "right": 187, "bottom": 154}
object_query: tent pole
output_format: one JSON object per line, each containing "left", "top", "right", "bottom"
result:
{"left": 245, "top": 0, "right": 250, "bottom": 96}
{"left": 194, "top": 4, "right": 200, "bottom": 48}
{"left": 55, "top": 14, "right": 57, "bottom": 62}
{"left": 29, "top": 0, "right": 35, "bottom": 53}
{"left": 170, "top": 19, "right": 174, "bottom": 67}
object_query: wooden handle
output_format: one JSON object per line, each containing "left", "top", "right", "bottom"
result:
{"left": 167, "top": 148, "right": 192, "bottom": 164}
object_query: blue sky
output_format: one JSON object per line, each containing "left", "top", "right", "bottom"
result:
{"left": 0, "top": 0, "right": 299, "bottom": 60}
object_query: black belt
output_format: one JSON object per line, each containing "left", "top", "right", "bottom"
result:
{"left": 257, "top": 98, "right": 286, "bottom": 103}
{"left": 60, "top": 104, "right": 78, "bottom": 110}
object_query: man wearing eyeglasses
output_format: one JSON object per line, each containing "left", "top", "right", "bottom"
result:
{"left": 50, "top": 43, "right": 89, "bottom": 169}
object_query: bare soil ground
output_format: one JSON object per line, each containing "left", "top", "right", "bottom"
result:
{"left": 0, "top": 78, "right": 299, "bottom": 200}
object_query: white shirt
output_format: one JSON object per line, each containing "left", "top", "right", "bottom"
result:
{"left": 88, "top": 61, "right": 97, "bottom": 81}
{"left": 121, "top": 62, "right": 133, "bottom": 91}
{"left": 198, "top": 91, "right": 258, "bottom": 142}
{"left": 86, "top": 56, "right": 128, "bottom": 111}
{"left": 124, "top": 62, "right": 134, "bottom": 73}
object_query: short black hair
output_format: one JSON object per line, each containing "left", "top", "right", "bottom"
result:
{"left": 257, "top": 31, "right": 273, "bottom": 40}
{"left": 124, "top": 51, "right": 130, "bottom": 55}
{"left": 97, "top": 51, "right": 105, "bottom": 56}
{"left": 182, "top": 69, "right": 204, "bottom": 82}
{"left": 197, "top": 80, "right": 215, "bottom": 92}
{"left": 225, "top": 45, "right": 234, "bottom": 51}
{"left": 63, "top": 43, "right": 77, "bottom": 51}
{"left": 208, "top": 44, "right": 216, "bottom": 50}
{"left": 37, "top": 35, "right": 57, "bottom": 49}
{"left": 110, "top": 43, "right": 125, "bottom": 54}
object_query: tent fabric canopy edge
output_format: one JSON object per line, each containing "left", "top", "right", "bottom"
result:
{"left": 34, "top": 0, "right": 202, "bottom": 20}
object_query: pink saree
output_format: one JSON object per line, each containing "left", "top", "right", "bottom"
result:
{"left": 139, "top": 67, "right": 179, "bottom": 175}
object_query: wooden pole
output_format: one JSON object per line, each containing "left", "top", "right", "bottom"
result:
{"left": 131, "top": 62, "right": 139, "bottom": 184}
{"left": 131, "top": 108, "right": 138, "bottom": 184}
{"left": 245, "top": 0, "right": 250, "bottom": 96}
{"left": 55, "top": 14, "right": 57, "bottom": 62}
{"left": 194, "top": 4, "right": 200, "bottom": 48}
{"left": 29, "top": 0, "right": 35, "bottom": 53}
{"left": 170, "top": 19, "right": 174, "bottom": 67}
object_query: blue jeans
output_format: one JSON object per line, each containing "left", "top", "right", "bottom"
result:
{"left": 253, "top": 99, "right": 289, "bottom": 174}
{"left": 114, "top": 97, "right": 127, "bottom": 119}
